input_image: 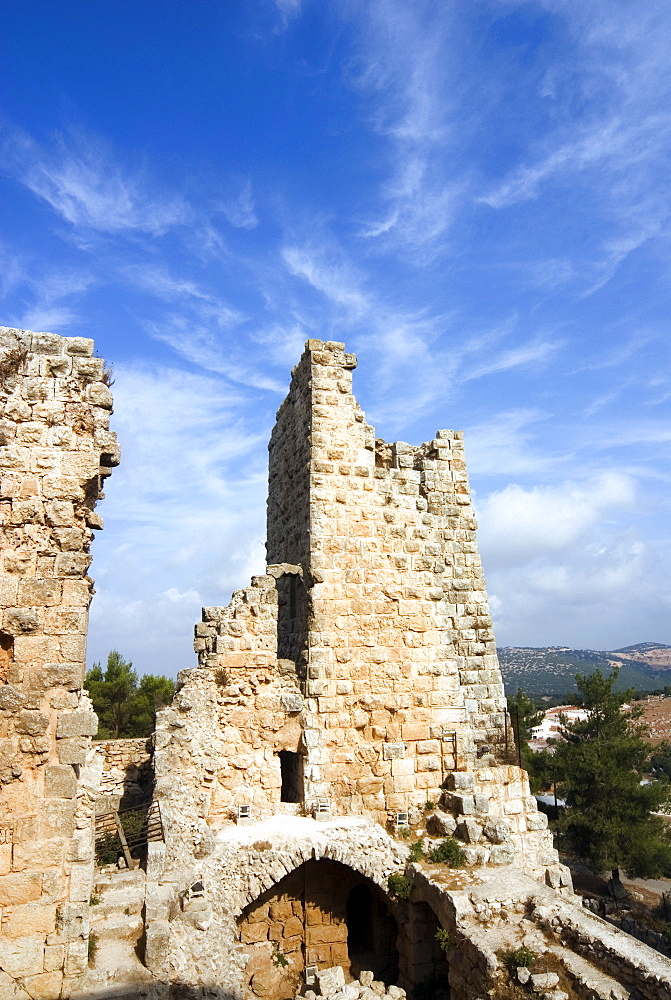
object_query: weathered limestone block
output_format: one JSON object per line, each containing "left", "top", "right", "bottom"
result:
{"left": 0, "top": 935, "right": 45, "bottom": 978}
{"left": 55, "top": 709, "right": 98, "bottom": 737}
{"left": 45, "top": 764, "right": 77, "bottom": 798}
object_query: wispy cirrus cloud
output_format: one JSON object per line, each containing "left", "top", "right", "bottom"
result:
{"left": 2, "top": 127, "right": 187, "bottom": 235}
{"left": 129, "top": 266, "right": 285, "bottom": 392}
{"left": 281, "top": 239, "right": 566, "bottom": 429}
{"left": 218, "top": 178, "right": 258, "bottom": 230}
{"left": 341, "top": 0, "right": 463, "bottom": 255}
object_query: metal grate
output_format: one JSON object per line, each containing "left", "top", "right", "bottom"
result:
{"left": 95, "top": 800, "right": 164, "bottom": 868}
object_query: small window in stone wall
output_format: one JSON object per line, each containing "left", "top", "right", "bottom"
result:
{"left": 279, "top": 750, "right": 302, "bottom": 803}
{"left": 277, "top": 573, "right": 305, "bottom": 663}
{"left": 0, "top": 632, "right": 13, "bottom": 684}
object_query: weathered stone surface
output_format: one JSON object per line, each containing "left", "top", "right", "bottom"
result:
{"left": 55, "top": 709, "right": 98, "bottom": 737}
{"left": 0, "top": 327, "right": 115, "bottom": 991}
{"left": 14, "top": 709, "right": 49, "bottom": 736}
{"left": 55, "top": 737, "right": 88, "bottom": 765}
{"left": 0, "top": 934, "right": 45, "bottom": 977}
{"left": 530, "top": 972, "right": 559, "bottom": 992}
{"left": 144, "top": 919, "right": 170, "bottom": 972}
{"left": 427, "top": 811, "right": 457, "bottom": 837}
{"left": 316, "top": 966, "right": 346, "bottom": 995}
{"left": 0, "top": 873, "right": 42, "bottom": 905}
{"left": 483, "top": 818, "right": 511, "bottom": 844}
{"left": 0, "top": 684, "right": 24, "bottom": 712}
{"left": 44, "top": 764, "right": 77, "bottom": 798}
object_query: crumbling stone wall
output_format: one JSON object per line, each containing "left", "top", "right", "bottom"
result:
{"left": 0, "top": 327, "right": 117, "bottom": 997}
{"left": 149, "top": 339, "right": 567, "bottom": 997}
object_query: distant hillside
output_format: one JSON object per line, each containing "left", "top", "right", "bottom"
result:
{"left": 498, "top": 643, "right": 671, "bottom": 699}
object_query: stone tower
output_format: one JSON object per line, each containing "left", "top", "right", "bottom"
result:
{"left": 264, "top": 339, "right": 509, "bottom": 816}
{"left": 150, "top": 339, "right": 564, "bottom": 993}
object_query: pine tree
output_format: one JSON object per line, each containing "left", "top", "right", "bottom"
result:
{"left": 552, "top": 668, "right": 671, "bottom": 887}
{"left": 86, "top": 651, "right": 175, "bottom": 738}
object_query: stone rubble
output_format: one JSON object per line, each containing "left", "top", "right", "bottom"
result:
{"left": 301, "top": 967, "right": 407, "bottom": 1000}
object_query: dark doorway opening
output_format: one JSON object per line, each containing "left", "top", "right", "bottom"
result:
{"left": 0, "top": 631, "right": 13, "bottom": 684}
{"left": 238, "top": 858, "right": 399, "bottom": 993}
{"left": 346, "top": 883, "right": 398, "bottom": 982}
{"left": 279, "top": 750, "right": 302, "bottom": 803}
{"left": 276, "top": 572, "right": 305, "bottom": 663}
{"left": 347, "top": 883, "right": 373, "bottom": 954}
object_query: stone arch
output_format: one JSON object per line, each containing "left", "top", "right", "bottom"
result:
{"left": 238, "top": 857, "right": 399, "bottom": 1000}
{"left": 230, "top": 829, "right": 406, "bottom": 916}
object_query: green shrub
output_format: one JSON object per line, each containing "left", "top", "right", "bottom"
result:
{"left": 87, "top": 933, "right": 98, "bottom": 964}
{"left": 428, "top": 837, "right": 466, "bottom": 867}
{"left": 435, "top": 927, "right": 451, "bottom": 955}
{"left": 95, "top": 831, "right": 122, "bottom": 866}
{"left": 424, "top": 800, "right": 435, "bottom": 811}
{"left": 408, "top": 839, "right": 425, "bottom": 862}
{"left": 387, "top": 872, "right": 413, "bottom": 900}
{"left": 503, "top": 945, "right": 536, "bottom": 969}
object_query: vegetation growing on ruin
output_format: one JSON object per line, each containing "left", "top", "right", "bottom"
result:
{"left": 408, "top": 839, "right": 425, "bottom": 862}
{"left": 434, "top": 928, "right": 450, "bottom": 955}
{"left": 0, "top": 340, "right": 28, "bottom": 390}
{"left": 503, "top": 945, "right": 536, "bottom": 969}
{"left": 86, "top": 650, "right": 175, "bottom": 738}
{"left": 387, "top": 873, "right": 413, "bottom": 899}
{"left": 428, "top": 837, "right": 465, "bottom": 867}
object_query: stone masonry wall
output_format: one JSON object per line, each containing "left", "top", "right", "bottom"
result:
{"left": 0, "top": 327, "right": 118, "bottom": 998}
{"left": 95, "top": 736, "right": 153, "bottom": 812}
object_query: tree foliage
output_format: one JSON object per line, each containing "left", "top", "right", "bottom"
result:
{"left": 507, "top": 689, "right": 548, "bottom": 791}
{"left": 552, "top": 668, "right": 671, "bottom": 879}
{"left": 507, "top": 689, "right": 544, "bottom": 745}
{"left": 86, "top": 650, "right": 175, "bottom": 738}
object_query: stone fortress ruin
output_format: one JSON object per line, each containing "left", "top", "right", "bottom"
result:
{"left": 1, "top": 327, "right": 671, "bottom": 1000}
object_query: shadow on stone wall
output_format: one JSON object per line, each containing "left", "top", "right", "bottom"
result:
{"left": 73, "top": 986, "right": 236, "bottom": 1000}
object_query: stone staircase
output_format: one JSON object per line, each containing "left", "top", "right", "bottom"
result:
{"left": 80, "top": 868, "right": 154, "bottom": 995}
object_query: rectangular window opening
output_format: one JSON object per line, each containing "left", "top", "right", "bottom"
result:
{"left": 279, "top": 750, "right": 302, "bottom": 803}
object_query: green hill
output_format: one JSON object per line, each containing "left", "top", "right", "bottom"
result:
{"left": 497, "top": 643, "right": 671, "bottom": 700}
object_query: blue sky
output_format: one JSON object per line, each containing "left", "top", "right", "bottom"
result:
{"left": 2, "top": 0, "right": 670, "bottom": 677}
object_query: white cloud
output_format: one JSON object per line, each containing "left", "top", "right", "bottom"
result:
{"left": 341, "top": 0, "right": 463, "bottom": 254}
{"left": 474, "top": 467, "right": 669, "bottom": 649}
{"left": 464, "top": 410, "right": 560, "bottom": 478}
{"left": 274, "top": 0, "right": 302, "bottom": 28}
{"left": 282, "top": 246, "right": 371, "bottom": 315}
{"left": 88, "top": 363, "right": 269, "bottom": 676}
{"left": 477, "top": 472, "right": 637, "bottom": 566}
{"left": 11, "top": 268, "right": 94, "bottom": 333}
{"left": 465, "top": 337, "right": 563, "bottom": 380}
{"left": 3, "top": 128, "right": 186, "bottom": 235}
{"left": 219, "top": 179, "right": 258, "bottom": 229}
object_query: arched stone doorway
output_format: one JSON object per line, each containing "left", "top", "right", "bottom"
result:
{"left": 238, "top": 858, "right": 399, "bottom": 999}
